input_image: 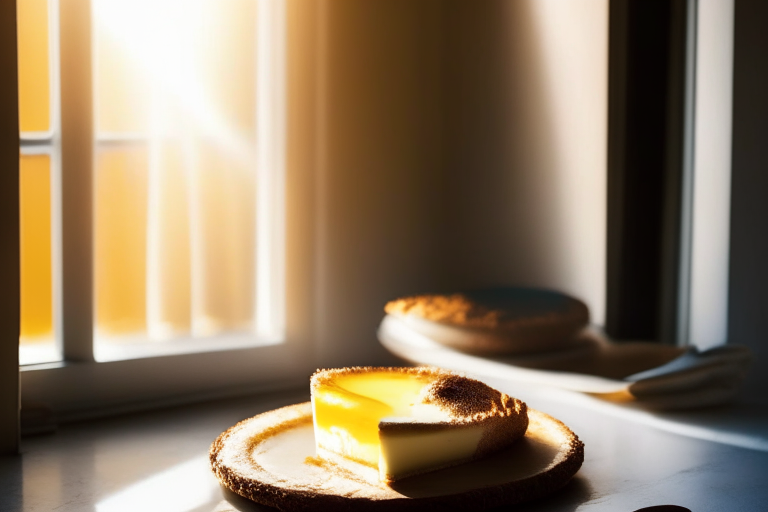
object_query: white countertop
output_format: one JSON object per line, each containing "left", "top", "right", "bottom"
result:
{"left": 2, "top": 385, "right": 767, "bottom": 512}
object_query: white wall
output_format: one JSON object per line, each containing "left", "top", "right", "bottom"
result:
{"left": 300, "top": 0, "right": 609, "bottom": 367}
{"left": 310, "top": 0, "right": 446, "bottom": 367}
{"left": 442, "top": 0, "right": 608, "bottom": 325}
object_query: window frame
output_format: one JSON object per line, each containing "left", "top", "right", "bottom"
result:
{"left": 19, "top": 0, "right": 319, "bottom": 423}
{"left": 605, "top": 0, "right": 734, "bottom": 350}
{"left": 1, "top": 0, "right": 21, "bottom": 453}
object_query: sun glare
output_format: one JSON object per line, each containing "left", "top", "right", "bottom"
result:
{"left": 91, "top": 0, "right": 285, "bottom": 352}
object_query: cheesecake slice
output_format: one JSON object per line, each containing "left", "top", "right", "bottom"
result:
{"left": 310, "top": 367, "right": 528, "bottom": 483}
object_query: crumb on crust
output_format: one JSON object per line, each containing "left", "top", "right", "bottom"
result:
{"left": 423, "top": 374, "right": 522, "bottom": 419}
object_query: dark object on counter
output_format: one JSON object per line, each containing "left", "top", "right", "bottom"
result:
{"left": 632, "top": 506, "right": 692, "bottom": 512}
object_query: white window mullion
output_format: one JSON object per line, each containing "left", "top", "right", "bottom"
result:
{"left": 255, "top": 0, "right": 286, "bottom": 342}
{"left": 688, "top": 0, "right": 734, "bottom": 350}
{"left": 59, "top": 0, "right": 94, "bottom": 362}
{"left": 49, "top": 0, "right": 64, "bottom": 364}
{"left": 678, "top": 0, "right": 735, "bottom": 350}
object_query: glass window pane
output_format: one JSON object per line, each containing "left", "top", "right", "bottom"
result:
{"left": 93, "top": 0, "right": 267, "bottom": 354}
{"left": 147, "top": 142, "right": 191, "bottom": 340}
{"left": 93, "top": 19, "right": 152, "bottom": 134}
{"left": 93, "top": 0, "right": 257, "bottom": 136}
{"left": 94, "top": 146, "right": 148, "bottom": 338}
{"left": 197, "top": 0, "right": 257, "bottom": 137}
{"left": 19, "top": 154, "right": 56, "bottom": 363}
{"left": 192, "top": 141, "right": 255, "bottom": 337}
{"left": 17, "top": 0, "right": 51, "bottom": 133}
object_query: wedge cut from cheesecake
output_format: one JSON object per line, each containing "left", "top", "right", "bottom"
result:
{"left": 310, "top": 367, "right": 528, "bottom": 483}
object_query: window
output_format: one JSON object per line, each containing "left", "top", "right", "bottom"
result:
{"left": 20, "top": 0, "right": 285, "bottom": 365}
{"left": 18, "top": 0, "right": 314, "bottom": 420}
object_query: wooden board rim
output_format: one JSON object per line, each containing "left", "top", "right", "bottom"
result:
{"left": 210, "top": 402, "right": 584, "bottom": 511}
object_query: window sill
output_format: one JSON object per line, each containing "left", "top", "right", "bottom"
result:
{"left": 19, "top": 341, "right": 312, "bottom": 424}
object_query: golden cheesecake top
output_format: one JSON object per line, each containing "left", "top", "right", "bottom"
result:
{"left": 310, "top": 366, "right": 525, "bottom": 427}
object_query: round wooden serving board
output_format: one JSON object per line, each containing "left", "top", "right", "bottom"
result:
{"left": 210, "top": 402, "right": 584, "bottom": 511}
